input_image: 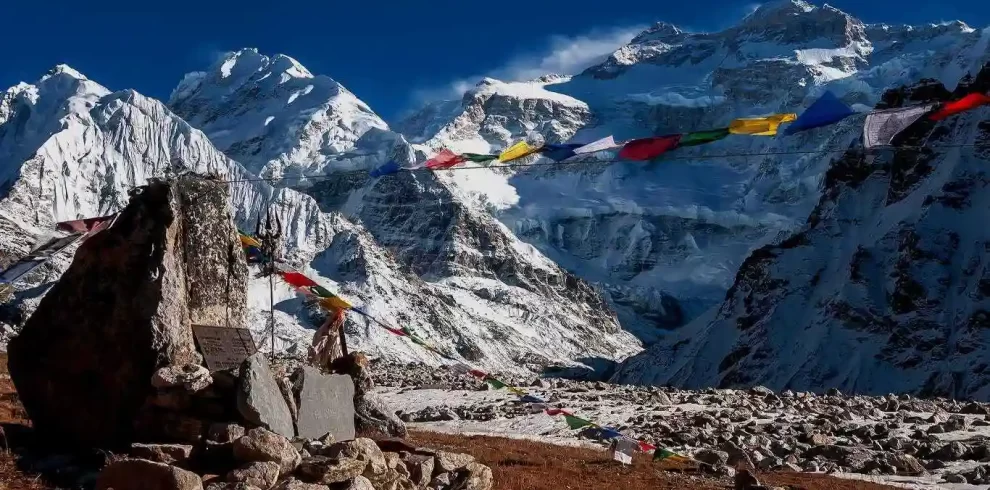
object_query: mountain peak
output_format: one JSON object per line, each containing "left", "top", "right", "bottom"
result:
{"left": 631, "top": 21, "right": 685, "bottom": 43}
{"left": 42, "top": 64, "right": 88, "bottom": 82}
{"left": 747, "top": 0, "right": 816, "bottom": 19}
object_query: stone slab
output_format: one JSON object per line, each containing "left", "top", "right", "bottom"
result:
{"left": 193, "top": 325, "right": 258, "bottom": 372}
{"left": 296, "top": 367, "right": 355, "bottom": 441}
{"left": 237, "top": 354, "right": 295, "bottom": 438}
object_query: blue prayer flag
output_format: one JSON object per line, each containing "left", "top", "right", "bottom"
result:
{"left": 370, "top": 160, "right": 402, "bottom": 177}
{"left": 541, "top": 143, "right": 583, "bottom": 162}
{"left": 783, "top": 91, "right": 856, "bottom": 135}
{"left": 520, "top": 394, "right": 546, "bottom": 404}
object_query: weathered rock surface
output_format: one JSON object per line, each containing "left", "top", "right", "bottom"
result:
{"left": 298, "top": 456, "right": 367, "bottom": 484}
{"left": 130, "top": 443, "right": 195, "bottom": 465}
{"left": 451, "top": 462, "right": 493, "bottom": 490}
{"left": 8, "top": 177, "right": 248, "bottom": 447}
{"left": 238, "top": 353, "right": 295, "bottom": 438}
{"left": 233, "top": 427, "right": 302, "bottom": 474}
{"left": 153, "top": 364, "right": 214, "bottom": 392}
{"left": 295, "top": 366, "right": 355, "bottom": 441}
{"left": 226, "top": 461, "right": 280, "bottom": 488}
{"left": 96, "top": 458, "right": 204, "bottom": 490}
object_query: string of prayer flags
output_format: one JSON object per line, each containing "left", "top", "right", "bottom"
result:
{"left": 618, "top": 135, "right": 682, "bottom": 161}
{"left": 541, "top": 143, "right": 583, "bottom": 162}
{"left": 729, "top": 113, "right": 797, "bottom": 136}
{"left": 370, "top": 160, "right": 402, "bottom": 177}
{"left": 783, "top": 91, "right": 856, "bottom": 135}
{"left": 678, "top": 128, "right": 730, "bottom": 147}
{"left": 425, "top": 149, "right": 466, "bottom": 170}
{"left": 460, "top": 153, "right": 499, "bottom": 163}
{"left": 929, "top": 92, "right": 990, "bottom": 120}
{"left": 499, "top": 141, "right": 541, "bottom": 162}
{"left": 863, "top": 104, "right": 936, "bottom": 148}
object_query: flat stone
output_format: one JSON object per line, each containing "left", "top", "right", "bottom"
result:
{"left": 296, "top": 367, "right": 355, "bottom": 441}
{"left": 298, "top": 456, "right": 367, "bottom": 484}
{"left": 343, "top": 476, "right": 375, "bottom": 490}
{"left": 237, "top": 354, "right": 295, "bottom": 439}
{"left": 205, "top": 484, "right": 262, "bottom": 490}
{"left": 272, "top": 478, "right": 330, "bottom": 490}
{"left": 401, "top": 453, "right": 434, "bottom": 487}
{"left": 452, "top": 462, "right": 493, "bottom": 490}
{"left": 233, "top": 427, "right": 301, "bottom": 474}
{"left": 96, "top": 458, "right": 203, "bottom": 490}
{"left": 435, "top": 451, "right": 475, "bottom": 473}
{"left": 208, "top": 423, "right": 247, "bottom": 443}
{"left": 226, "top": 461, "right": 279, "bottom": 488}
{"left": 130, "top": 443, "right": 194, "bottom": 465}
{"left": 153, "top": 364, "right": 213, "bottom": 392}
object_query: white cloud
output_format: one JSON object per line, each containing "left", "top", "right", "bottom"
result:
{"left": 410, "top": 25, "right": 645, "bottom": 105}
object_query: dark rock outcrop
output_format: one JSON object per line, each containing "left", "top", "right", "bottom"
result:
{"left": 8, "top": 176, "right": 248, "bottom": 447}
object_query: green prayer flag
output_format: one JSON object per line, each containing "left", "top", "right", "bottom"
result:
{"left": 564, "top": 415, "right": 592, "bottom": 430}
{"left": 309, "top": 285, "right": 334, "bottom": 297}
{"left": 460, "top": 153, "right": 499, "bottom": 163}
{"left": 653, "top": 448, "right": 677, "bottom": 461}
{"left": 678, "top": 128, "right": 730, "bottom": 147}
{"left": 485, "top": 378, "right": 507, "bottom": 389}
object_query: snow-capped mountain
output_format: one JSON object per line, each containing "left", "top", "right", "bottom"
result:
{"left": 0, "top": 58, "right": 640, "bottom": 374}
{"left": 613, "top": 67, "right": 990, "bottom": 400}
{"left": 4, "top": 0, "right": 990, "bottom": 391}
{"left": 398, "top": 0, "right": 990, "bottom": 344}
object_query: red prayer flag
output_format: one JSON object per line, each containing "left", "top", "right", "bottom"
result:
{"left": 425, "top": 149, "right": 466, "bottom": 170}
{"left": 618, "top": 135, "right": 682, "bottom": 161}
{"left": 468, "top": 369, "right": 488, "bottom": 378}
{"left": 929, "top": 93, "right": 990, "bottom": 121}
{"left": 280, "top": 271, "right": 319, "bottom": 289}
{"left": 544, "top": 408, "right": 573, "bottom": 417}
{"left": 639, "top": 441, "right": 656, "bottom": 452}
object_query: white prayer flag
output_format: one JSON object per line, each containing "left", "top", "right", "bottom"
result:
{"left": 573, "top": 135, "right": 618, "bottom": 155}
{"left": 863, "top": 104, "right": 934, "bottom": 148}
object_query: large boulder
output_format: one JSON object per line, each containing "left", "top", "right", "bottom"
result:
{"left": 237, "top": 353, "right": 295, "bottom": 438}
{"left": 233, "top": 427, "right": 302, "bottom": 474}
{"left": 8, "top": 177, "right": 248, "bottom": 447}
{"left": 96, "top": 458, "right": 204, "bottom": 490}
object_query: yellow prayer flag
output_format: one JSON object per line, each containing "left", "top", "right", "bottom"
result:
{"left": 239, "top": 234, "right": 263, "bottom": 248}
{"left": 728, "top": 113, "right": 797, "bottom": 136}
{"left": 319, "top": 295, "right": 353, "bottom": 310}
{"left": 498, "top": 141, "right": 538, "bottom": 162}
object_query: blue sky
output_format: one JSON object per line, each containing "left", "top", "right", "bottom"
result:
{"left": 3, "top": 0, "right": 989, "bottom": 121}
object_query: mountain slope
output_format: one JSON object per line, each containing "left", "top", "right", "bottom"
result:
{"left": 613, "top": 66, "right": 990, "bottom": 399}
{"left": 398, "top": 0, "right": 990, "bottom": 342}
{"left": 0, "top": 65, "right": 639, "bottom": 373}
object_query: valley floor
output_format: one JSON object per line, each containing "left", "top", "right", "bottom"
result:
{"left": 0, "top": 352, "right": 906, "bottom": 490}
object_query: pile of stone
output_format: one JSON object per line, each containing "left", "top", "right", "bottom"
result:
{"left": 98, "top": 428, "right": 492, "bottom": 490}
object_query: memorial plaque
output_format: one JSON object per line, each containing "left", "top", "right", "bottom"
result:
{"left": 192, "top": 325, "right": 258, "bottom": 371}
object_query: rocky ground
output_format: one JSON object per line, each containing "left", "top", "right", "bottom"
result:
{"left": 372, "top": 361, "right": 990, "bottom": 489}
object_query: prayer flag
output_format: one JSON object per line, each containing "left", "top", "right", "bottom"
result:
{"left": 370, "top": 160, "right": 402, "bottom": 177}
{"left": 318, "top": 295, "right": 353, "bottom": 311}
{"left": 485, "top": 378, "right": 507, "bottom": 389}
{"left": 425, "top": 149, "right": 465, "bottom": 170}
{"left": 499, "top": 142, "right": 539, "bottom": 162}
{"left": 573, "top": 136, "right": 618, "bottom": 154}
{"left": 55, "top": 215, "right": 116, "bottom": 235}
{"left": 460, "top": 153, "right": 499, "bottom": 163}
{"left": 468, "top": 369, "right": 488, "bottom": 378}
{"left": 863, "top": 104, "right": 935, "bottom": 148}
{"left": 600, "top": 428, "right": 623, "bottom": 440}
{"left": 929, "top": 93, "right": 990, "bottom": 121}
{"left": 280, "top": 271, "right": 319, "bottom": 289}
{"left": 678, "top": 128, "right": 730, "bottom": 147}
{"left": 639, "top": 441, "right": 657, "bottom": 452}
{"left": 545, "top": 408, "right": 573, "bottom": 417}
{"left": 239, "top": 233, "right": 263, "bottom": 249}
{"left": 618, "top": 135, "right": 682, "bottom": 161}
{"left": 520, "top": 395, "right": 546, "bottom": 404}
{"left": 507, "top": 386, "right": 527, "bottom": 396}
{"left": 564, "top": 415, "right": 593, "bottom": 429}
{"left": 729, "top": 113, "right": 797, "bottom": 136}
{"left": 783, "top": 91, "right": 856, "bottom": 135}
{"left": 0, "top": 234, "right": 83, "bottom": 284}
{"left": 308, "top": 284, "right": 335, "bottom": 298}
{"left": 653, "top": 448, "right": 684, "bottom": 461}
{"left": 541, "top": 143, "right": 583, "bottom": 162}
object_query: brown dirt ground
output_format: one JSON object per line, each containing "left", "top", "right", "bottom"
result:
{"left": 0, "top": 352, "right": 900, "bottom": 490}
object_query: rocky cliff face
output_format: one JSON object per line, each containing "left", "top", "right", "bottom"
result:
{"left": 613, "top": 65, "right": 990, "bottom": 400}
